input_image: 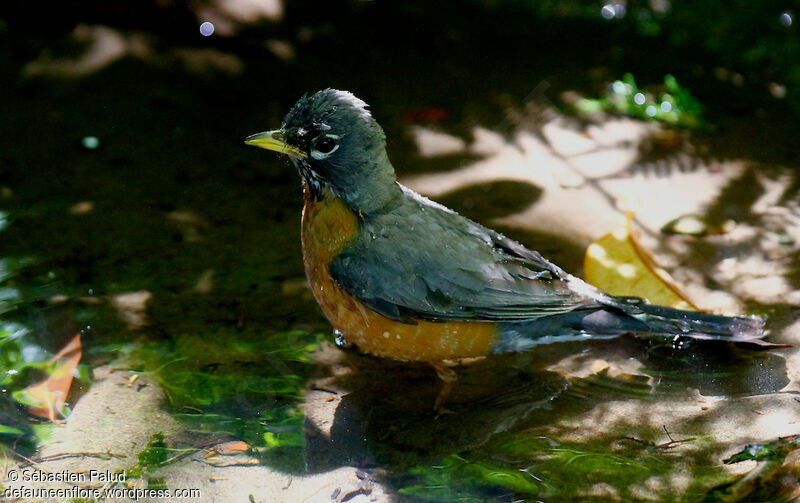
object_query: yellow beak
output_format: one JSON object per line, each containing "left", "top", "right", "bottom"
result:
{"left": 244, "top": 129, "right": 308, "bottom": 158}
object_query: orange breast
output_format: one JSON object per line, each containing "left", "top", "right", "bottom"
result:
{"left": 300, "top": 190, "right": 498, "bottom": 362}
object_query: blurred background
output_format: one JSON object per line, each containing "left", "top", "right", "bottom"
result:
{"left": 2, "top": 1, "right": 800, "bottom": 502}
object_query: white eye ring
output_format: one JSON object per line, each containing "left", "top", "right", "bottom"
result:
{"left": 310, "top": 134, "right": 340, "bottom": 160}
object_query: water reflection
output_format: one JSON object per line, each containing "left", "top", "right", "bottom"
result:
{"left": 308, "top": 336, "right": 788, "bottom": 473}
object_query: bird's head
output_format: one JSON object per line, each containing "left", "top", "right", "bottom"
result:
{"left": 246, "top": 89, "right": 399, "bottom": 214}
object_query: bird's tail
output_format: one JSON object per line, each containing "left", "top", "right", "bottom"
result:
{"left": 493, "top": 300, "right": 765, "bottom": 352}
{"left": 625, "top": 302, "right": 764, "bottom": 341}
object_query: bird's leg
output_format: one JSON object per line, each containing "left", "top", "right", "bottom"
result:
{"left": 431, "top": 361, "right": 458, "bottom": 414}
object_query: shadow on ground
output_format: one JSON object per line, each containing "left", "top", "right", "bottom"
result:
{"left": 3, "top": 1, "right": 800, "bottom": 501}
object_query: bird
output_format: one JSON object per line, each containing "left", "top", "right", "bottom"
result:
{"left": 245, "top": 89, "right": 764, "bottom": 407}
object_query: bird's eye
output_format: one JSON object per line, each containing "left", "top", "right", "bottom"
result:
{"left": 316, "top": 136, "right": 336, "bottom": 153}
{"left": 311, "top": 134, "right": 340, "bottom": 159}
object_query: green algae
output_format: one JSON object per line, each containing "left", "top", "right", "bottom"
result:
{"left": 120, "top": 330, "right": 321, "bottom": 472}
{"left": 399, "top": 433, "right": 732, "bottom": 502}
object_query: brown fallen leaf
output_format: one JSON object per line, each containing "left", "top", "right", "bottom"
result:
{"left": 208, "top": 440, "right": 250, "bottom": 456}
{"left": 21, "top": 334, "right": 82, "bottom": 422}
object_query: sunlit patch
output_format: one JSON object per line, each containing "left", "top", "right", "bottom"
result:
{"left": 22, "top": 25, "right": 147, "bottom": 78}
{"left": 173, "top": 47, "right": 244, "bottom": 75}
{"left": 570, "top": 146, "right": 639, "bottom": 179}
{"left": 586, "top": 243, "right": 609, "bottom": 262}
{"left": 754, "top": 409, "right": 798, "bottom": 437}
{"left": 265, "top": 39, "right": 295, "bottom": 61}
{"left": 411, "top": 126, "right": 467, "bottom": 157}
{"left": 167, "top": 210, "right": 207, "bottom": 242}
{"left": 617, "top": 263, "right": 636, "bottom": 278}
{"left": 542, "top": 121, "right": 596, "bottom": 157}
{"left": 111, "top": 290, "right": 152, "bottom": 329}
{"left": 192, "top": 0, "right": 283, "bottom": 37}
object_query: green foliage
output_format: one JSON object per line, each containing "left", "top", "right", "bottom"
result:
{"left": 475, "top": 0, "right": 800, "bottom": 117}
{"left": 576, "top": 73, "right": 707, "bottom": 129}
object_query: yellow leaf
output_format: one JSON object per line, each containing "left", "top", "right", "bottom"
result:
{"left": 584, "top": 213, "right": 697, "bottom": 310}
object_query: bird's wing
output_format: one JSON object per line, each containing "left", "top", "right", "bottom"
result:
{"left": 329, "top": 191, "right": 602, "bottom": 324}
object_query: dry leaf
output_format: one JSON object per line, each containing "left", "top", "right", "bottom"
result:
{"left": 584, "top": 213, "right": 697, "bottom": 310}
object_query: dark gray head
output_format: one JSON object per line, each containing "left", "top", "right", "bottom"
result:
{"left": 246, "top": 89, "right": 400, "bottom": 214}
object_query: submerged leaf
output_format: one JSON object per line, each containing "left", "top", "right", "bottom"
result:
{"left": 210, "top": 440, "right": 250, "bottom": 455}
{"left": 15, "top": 334, "right": 82, "bottom": 422}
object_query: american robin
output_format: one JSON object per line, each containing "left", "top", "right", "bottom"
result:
{"left": 246, "top": 89, "right": 763, "bottom": 405}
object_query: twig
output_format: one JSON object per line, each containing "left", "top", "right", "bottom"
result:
{"left": 620, "top": 427, "right": 696, "bottom": 450}
{"left": 16, "top": 451, "right": 127, "bottom": 469}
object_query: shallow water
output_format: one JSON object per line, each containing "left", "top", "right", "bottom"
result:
{"left": 2, "top": 3, "right": 800, "bottom": 502}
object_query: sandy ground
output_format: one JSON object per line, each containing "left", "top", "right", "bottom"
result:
{"left": 5, "top": 110, "right": 800, "bottom": 502}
